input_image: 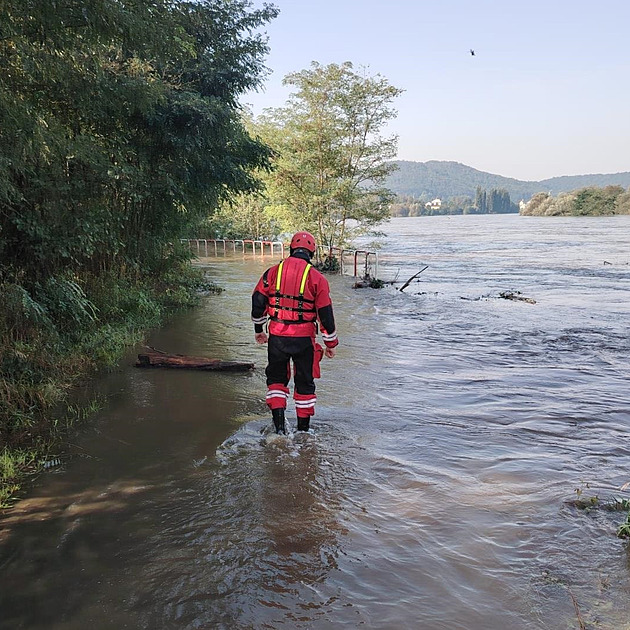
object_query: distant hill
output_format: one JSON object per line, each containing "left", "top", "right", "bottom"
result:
{"left": 385, "top": 160, "right": 630, "bottom": 201}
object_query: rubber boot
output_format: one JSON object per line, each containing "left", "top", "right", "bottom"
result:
{"left": 297, "top": 415, "right": 310, "bottom": 432}
{"left": 272, "top": 408, "right": 286, "bottom": 435}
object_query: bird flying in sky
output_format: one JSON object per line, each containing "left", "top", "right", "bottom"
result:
{"left": 469, "top": 49, "right": 475, "bottom": 56}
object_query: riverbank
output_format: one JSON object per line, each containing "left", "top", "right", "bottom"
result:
{"left": 0, "top": 262, "right": 218, "bottom": 508}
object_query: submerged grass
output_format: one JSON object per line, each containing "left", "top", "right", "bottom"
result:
{"left": 569, "top": 482, "right": 630, "bottom": 541}
{"left": 0, "top": 261, "right": 217, "bottom": 508}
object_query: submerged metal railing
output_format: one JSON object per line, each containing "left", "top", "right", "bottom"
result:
{"left": 181, "top": 239, "right": 285, "bottom": 257}
{"left": 316, "top": 246, "right": 379, "bottom": 280}
{"left": 182, "top": 239, "right": 378, "bottom": 279}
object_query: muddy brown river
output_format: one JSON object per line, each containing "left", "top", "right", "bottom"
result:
{"left": 1, "top": 215, "right": 630, "bottom": 629}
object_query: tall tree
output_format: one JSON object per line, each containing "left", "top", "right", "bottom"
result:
{"left": 0, "top": 0, "right": 278, "bottom": 283}
{"left": 203, "top": 191, "right": 279, "bottom": 240}
{"left": 475, "top": 186, "right": 487, "bottom": 213}
{"left": 257, "top": 62, "right": 402, "bottom": 248}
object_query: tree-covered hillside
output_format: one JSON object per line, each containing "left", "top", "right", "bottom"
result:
{"left": 385, "top": 160, "right": 630, "bottom": 202}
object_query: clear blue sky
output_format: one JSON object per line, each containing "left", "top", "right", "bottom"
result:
{"left": 243, "top": 0, "right": 630, "bottom": 181}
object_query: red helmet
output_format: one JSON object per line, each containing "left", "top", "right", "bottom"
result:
{"left": 290, "top": 231, "right": 316, "bottom": 253}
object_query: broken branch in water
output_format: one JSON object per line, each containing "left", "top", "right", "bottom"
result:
{"left": 399, "top": 266, "right": 429, "bottom": 292}
{"left": 497, "top": 290, "right": 536, "bottom": 304}
{"left": 353, "top": 276, "right": 386, "bottom": 289}
{"left": 567, "top": 586, "right": 586, "bottom": 630}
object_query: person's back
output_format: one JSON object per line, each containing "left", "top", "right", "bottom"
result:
{"left": 251, "top": 231, "right": 339, "bottom": 434}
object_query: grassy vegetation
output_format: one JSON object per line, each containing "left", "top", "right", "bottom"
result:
{"left": 0, "top": 259, "right": 218, "bottom": 507}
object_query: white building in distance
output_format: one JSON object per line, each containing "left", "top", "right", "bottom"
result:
{"left": 425, "top": 198, "right": 442, "bottom": 210}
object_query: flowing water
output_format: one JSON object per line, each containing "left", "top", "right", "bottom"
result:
{"left": 1, "top": 215, "right": 630, "bottom": 629}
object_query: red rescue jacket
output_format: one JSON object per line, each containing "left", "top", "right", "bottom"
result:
{"left": 252, "top": 255, "right": 338, "bottom": 343}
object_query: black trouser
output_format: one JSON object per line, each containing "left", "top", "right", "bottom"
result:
{"left": 266, "top": 335, "right": 315, "bottom": 394}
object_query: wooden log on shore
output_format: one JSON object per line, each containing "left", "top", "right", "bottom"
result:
{"left": 136, "top": 350, "right": 254, "bottom": 371}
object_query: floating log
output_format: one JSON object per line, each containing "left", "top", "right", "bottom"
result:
{"left": 136, "top": 350, "right": 254, "bottom": 371}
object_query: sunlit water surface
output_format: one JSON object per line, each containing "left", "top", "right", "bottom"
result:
{"left": 1, "top": 215, "right": 630, "bottom": 629}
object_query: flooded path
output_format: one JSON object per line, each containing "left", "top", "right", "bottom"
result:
{"left": 1, "top": 215, "right": 630, "bottom": 629}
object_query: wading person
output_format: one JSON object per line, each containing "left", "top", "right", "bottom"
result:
{"left": 251, "top": 231, "right": 339, "bottom": 434}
